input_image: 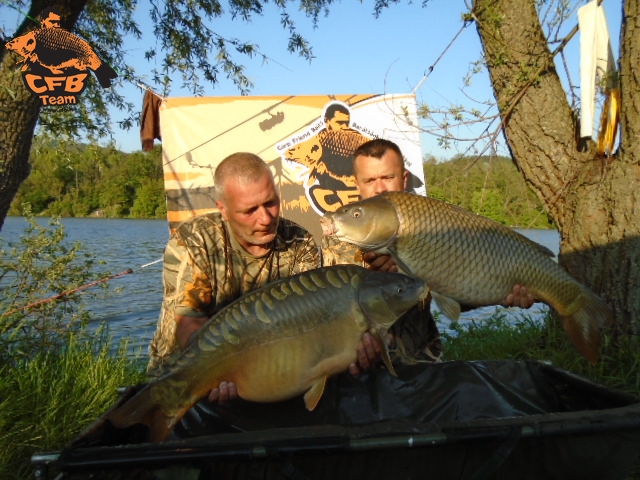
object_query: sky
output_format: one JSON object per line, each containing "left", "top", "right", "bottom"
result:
{"left": 1, "top": 0, "right": 623, "bottom": 159}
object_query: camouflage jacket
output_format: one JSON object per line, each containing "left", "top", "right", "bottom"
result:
{"left": 148, "top": 213, "right": 320, "bottom": 374}
{"left": 321, "top": 236, "right": 442, "bottom": 364}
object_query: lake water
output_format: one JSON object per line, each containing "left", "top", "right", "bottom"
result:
{"left": 0, "top": 217, "right": 560, "bottom": 354}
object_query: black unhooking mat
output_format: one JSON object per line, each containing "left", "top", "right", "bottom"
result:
{"left": 33, "top": 360, "right": 640, "bottom": 480}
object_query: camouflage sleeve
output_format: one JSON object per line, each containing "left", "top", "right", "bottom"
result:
{"left": 320, "top": 236, "right": 361, "bottom": 266}
{"left": 289, "top": 231, "right": 321, "bottom": 275}
{"left": 148, "top": 232, "right": 215, "bottom": 375}
{"left": 163, "top": 234, "right": 214, "bottom": 319}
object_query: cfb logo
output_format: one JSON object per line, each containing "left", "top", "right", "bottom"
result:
{"left": 4, "top": 7, "right": 117, "bottom": 106}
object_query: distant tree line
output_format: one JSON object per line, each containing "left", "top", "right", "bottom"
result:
{"left": 10, "top": 141, "right": 552, "bottom": 229}
{"left": 423, "top": 154, "right": 554, "bottom": 229}
{"left": 9, "top": 139, "right": 166, "bottom": 219}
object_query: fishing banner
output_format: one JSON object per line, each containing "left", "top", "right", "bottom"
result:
{"left": 160, "top": 94, "right": 425, "bottom": 239}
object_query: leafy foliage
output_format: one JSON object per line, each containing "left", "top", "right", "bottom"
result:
{"left": 424, "top": 155, "right": 554, "bottom": 228}
{"left": 443, "top": 312, "right": 640, "bottom": 397}
{"left": 0, "top": 214, "right": 146, "bottom": 479}
{"left": 0, "top": 212, "right": 102, "bottom": 362}
{"left": 0, "top": 334, "right": 145, "bottom": 480}
{"left": 0, "top": 0, "right": 323, "bottom": 142}
{"left": 8, "top": 138, "right": 166, "bottom": 218}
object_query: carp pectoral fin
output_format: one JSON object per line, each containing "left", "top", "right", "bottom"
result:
{"left": 304, "top": 377, "right": 327, "bottom": 411}
{"left": 371, "top": 328, "right": 398, "bottom": 377}
{"left": 431, "top": 292, "right": 461, "bottom": 321}
{"left": 385, "top": 248, "right": 413, "bottom": 276}
{"left": 95, "top": 62, "right": 118, "bottom": 88}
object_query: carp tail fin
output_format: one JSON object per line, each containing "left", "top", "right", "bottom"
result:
{"left": 559, "top": 288, "right": 614, "bottom": 365}
{"left": 106, "top": 383, "right": 181, "bottom": 442}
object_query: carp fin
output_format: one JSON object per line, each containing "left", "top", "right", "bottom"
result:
{"left": 392, "top": 257, "right": 413, "bottom": 277}
{"left": 106, "top": 383, "right": 180, "bottom": 443}
{"left": 377, "top": 247, "right": 413, "bottom": 276}
{"left": 557, "top": 288, "right": 614, "bottom": 365}
{"left": 371, "top": 328, "right": 398, "bottom": 377}
{"left": 304, "top": 377, "right": 326, "bottom": 411}
{"left": 431, "top": 292, "right": 461, "bottom": 321}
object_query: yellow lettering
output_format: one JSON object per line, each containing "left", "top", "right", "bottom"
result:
{"left": 312, "top": 188, "right": 360, "bottom": 213}
{"left": 336, "top": 190, "right": 361, "bottom": 206}
{"left": 25, "top": 74, "right": 47, "bottom": 94}
{"left": 65, "top": 74, "right": 87, "bottom": 93}
{"left": 313, "top": 188, "right": 339, "bottom": 212}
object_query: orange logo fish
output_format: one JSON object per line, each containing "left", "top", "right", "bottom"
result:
{"left": 4, "top": 7, "right": 117, "bottom": 105}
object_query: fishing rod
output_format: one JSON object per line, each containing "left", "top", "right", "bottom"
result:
{"left": 1, "top": 258, "right": 163, "bottom": 317}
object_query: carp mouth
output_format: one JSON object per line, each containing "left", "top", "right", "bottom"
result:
{"left": 320, "top": 213, "right": 398, "bottom": 251}
{"left": 320, "top": 216, "right": 336, "bottom": 237}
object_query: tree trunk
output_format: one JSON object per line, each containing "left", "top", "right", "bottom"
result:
{"left": 472, "top": 0, "right": 640, "bottom": 331}
{"left": 0, "top": 1, "right": 88, "bottom": 230}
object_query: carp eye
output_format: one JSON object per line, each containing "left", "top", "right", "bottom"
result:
{"left": 352, "top": 208, "right": 362, "bottom": 218}
{"left": 397, "top": 287, "right": 405, "bottom": 294}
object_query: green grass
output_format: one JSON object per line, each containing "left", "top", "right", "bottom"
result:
{"left": 0, "top": 332, "right": 146, "bottom": 480}
{"left": 441, "top": 311, "right": 640, "bottom": 396}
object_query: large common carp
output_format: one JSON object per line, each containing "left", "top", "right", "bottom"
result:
{"left": 107, "top": 265, "right": 427, "bottom": 442}
{"left": 321, "top": 192, "right": 613, "bottom": 364}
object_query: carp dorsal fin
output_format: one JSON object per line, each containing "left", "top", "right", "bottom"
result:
{"left": 431, "top": 292, "right": 462, "bottom": 321}
{"left": 304, "top": 377, "right": 326, "bottom": 411}
{"left": 370, "top": 328, "right": 398, "bottom": 377}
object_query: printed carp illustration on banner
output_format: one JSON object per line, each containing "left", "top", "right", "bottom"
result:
{"left": 4, "top": 7, "right": 117, "bottom": 106}
{"left": 159, "top": 94, "right": 425, "bottom": 240}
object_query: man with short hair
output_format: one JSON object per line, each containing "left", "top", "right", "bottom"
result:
{"left": 147, "top": 153, "right": 320, "bottom": 392}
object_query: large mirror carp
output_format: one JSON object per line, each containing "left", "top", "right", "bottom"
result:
{"left": 107, "top": 265, "right": 428, "bottom": 442}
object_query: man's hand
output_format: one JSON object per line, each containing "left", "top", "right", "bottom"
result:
{"left": 362, "top": 252, "right": 398, "bottom": 272}
{"left": 348, "top": 331, "right": 395, "bottom": 376}
{"left": 207, "top": 381, "right": 239, "bottom": 404}
{"left": 502, "top": 285, "right": 535, "bottom": 308}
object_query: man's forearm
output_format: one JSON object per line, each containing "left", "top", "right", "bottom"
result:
{"left": 176, "top": 314, "right": 209, "bottom": 350}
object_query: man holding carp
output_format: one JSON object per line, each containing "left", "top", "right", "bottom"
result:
{"left": 147, "top": 141, "right": 534, "bottom": 404}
